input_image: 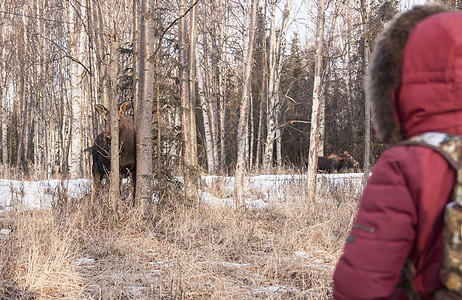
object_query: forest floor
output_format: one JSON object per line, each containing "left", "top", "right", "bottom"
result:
{"left": 0, "top": 173, "right": 363, "bottom": 299}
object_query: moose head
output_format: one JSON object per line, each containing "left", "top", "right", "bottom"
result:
{"left": 95, "top": 101, "right": 132, "bottom": 144}
{"left": 341, "top": 151, "right": 360, "bottom": 171}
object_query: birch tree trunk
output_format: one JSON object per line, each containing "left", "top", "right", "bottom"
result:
{"left": 69, "top": 3, "right": 86, "bottom": 178}
{"left": 109, "top": 26, "right": 120, "bottom": 213}
{"left": 263, "top": 0, "right": 291, "bottom": 171}
{"left": 306, "top": 0, "right": 325, "bottom": 203}
{"left": 276, "top": 126, "right": 282, "bottom": 169}
{"left": 93, "top": 3, "right": 110, "bottom": 109}
{"left": 274, "top": 0, "right": 291, "bottom": 169}
{"left": 188, "top": 2, "right": 198, "bottom": 169}
{"left": 133, "top": 0, "right": 141, "bottom": 117}
{"left": 197, "top": 60, "right": 215, "bottom": 173}
{"left": 263, "top": 1, "right": 277, "bottom": 170}
{"left": 318, "top": 93, "right": 325, "bottom": 157}
{"left": 249, "top": 94, "right": 254, "bottom": 169}
{"left": 234, "top": 0, "right": 258, "bottom": 208}
{"left": 256, "top": 1, "right": 268, "bottom": 171}
{"left": 218, "top": 8, "right": 227, "bottom": 173}
{"left": 179, "top": 0, "right": 190, "bottom": 197}
{"left": 362, "top": 0, "right": 371, "bottom": 175}
{"left": 1, "top": 86, "right": 7, "bottom": 169}
{"left": 180, "top": 0, "right": 199, "bottom": 203}
{"left": 197, "top": 9, "right": 218, "bottom": 174}
{"left": 209, "top": 1, "right": 221, "bottom": 174}
{"left": 1, "top": 27, "right": 8, "bottom": 169}
{"left": 136, "top": 0, "right": 154, "bottom": 212}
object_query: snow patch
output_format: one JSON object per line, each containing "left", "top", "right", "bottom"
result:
{"left": 0, "top": 173, "right": 365, "bottom": 211}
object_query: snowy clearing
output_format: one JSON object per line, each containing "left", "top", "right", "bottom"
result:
{"left": 0, "top": 173, "right": 365, "bottom": 213}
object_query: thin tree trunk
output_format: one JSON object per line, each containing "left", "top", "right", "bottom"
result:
{"left": 199, "top": 15, "right": 218, "bottom": 174}
{"left": 274, "top": 1, "right": 291, "bottom": 171}
{"left": 263, "top": 0, "right": 291, "bottom": 171}
{"left": 198, "top": 60, "right": 215, "bottom": 173}
{"left": 307, "top": 0, "right": 325, "bottom": 203}
{"left": 179, "top": 0, "right": 190, "bottom": 191}
{"left": 93, "top": 2, "right": 110, "bottom": 108}
{"left": 217, "top": 2, "right": 228, "bottom": 174}
{"left": 1, "top": 46, "right": 7, "bottom": 169}
{"left": 218, "top": 31, "right": 227, "bottom": 174}
{"left": 209, "top": 1, "right": 220, "bottom": 174}
{"left": 249, "top": 93, "right": 254, "bottom": 169}
{"left": 133, "top": 0, "right": 140, "bottom": 117}
{"left": 362, "top": 0, "right": 371, "bottom": 176}
{"left": 180, "top": 0, "right": 199, "bottom": 203}
{"left": 0, "top": 21, "right": 7, "bottom": 170}
{"left": 188, "top": 0, "right": 199, "bottom": 196}
{"left": 109, "top": 27, "right": 120, "bottom": 214}
{"left": 69, "top": 3, "right": 85, "bottom": 178}
{"left": 256, "top": 1, "right": 267, "bottom": 171}
{"left": 276, "top": 126, "right": 281, "bottom": 170}
{"left": 234, "top": 0, "right": 258, "bottom": 208}
{"left": 318, "top": 92, "right": 325, "bottom": 157}
{"left": 219, "top": 66, "right": 227, "bottom": 174}
{"left": 136, "top": 0, "right": 154, "bottom": 212}
{"left": 263, "top": 1, "right": 277, "bottom": 170}
{"left": 15, "top": 76, "right": 25, "bottom": 168}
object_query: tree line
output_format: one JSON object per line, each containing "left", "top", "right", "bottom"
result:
{"left": 0, "top": 0, "right": 459, "bottom": 203}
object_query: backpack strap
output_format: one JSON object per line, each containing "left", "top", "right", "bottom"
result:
{"left": 395, "top": 132, "right": 462, "bottom": 205}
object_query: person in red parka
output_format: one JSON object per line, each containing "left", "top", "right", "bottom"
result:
{"left": 333, "top": 5, "right": 462, "bottom": 300}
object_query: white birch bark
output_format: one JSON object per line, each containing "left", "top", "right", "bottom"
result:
{"left": 109, "top": 27, "right": 120, "bottom": 213}
{"left": 197, "top": 58, "right": 215, "bottom": 173}
{"left": 198, "top": 10, "right": 219, "bottom": 174}
{"left": 263, "top": 1, "right": 277, "bottom": 170}
{"left": 249, "top": 93, "right": 254, "bottom": 169}
{"left": 307, "top": 0, "right": 325, "bottom": 203}
{"left": 1, "top": 27, "right": 7, "bottom": 169}
{"left": 318, "top": 92, "right": 325, "bottom": 157}
{"left": 276, "top": 126, "right": 281, "bottom": 170}
{"left": 263, "top": 0, "right": 292, "bottom": 171}
{"left": 218, "top": 8, "right": 228, "bottom": 173}
{"left": 209, "top": 2, "right": 221, "bottom": 174}
{"left": 136, "top": 0, "right": 154, "bottom": 210}
{"left": 256, "top": 1, "right": 268, "bottom": 171}
{"left": 188, "top": 1, "right": 199, "bottom": 198}
{"left": 179, "top": 0, "right": 199, "bottom": 203}
{"left": 69, "top": 3, "right": 86, "bottom": 178}
{"left": 93, "top": 3, "right": 110, "bottom": 109}
{"left": 189, "top": 3, "right": 198, "bottom": 168}
{"left": 133, "top": 0, "right": 141, "bottom": 117}
{"left": 363, "top": 0, "right": 371, "bottom": 175}
{"left": 234, "top": 0, "right": 258, "bottom": 207}
{"left": 1, "top": 91, "right": 6, "bottom": 169}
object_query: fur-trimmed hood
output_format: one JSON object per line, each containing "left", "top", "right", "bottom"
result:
{"left": 366, "top": 5, "right": 462, "bottom": 144}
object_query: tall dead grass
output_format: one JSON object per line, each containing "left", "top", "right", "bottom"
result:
{"left": 0, "top": 209, "right": 84, "bottom": 299}
{"left": 0, "top": 174, "right": 362, "bottom": 299}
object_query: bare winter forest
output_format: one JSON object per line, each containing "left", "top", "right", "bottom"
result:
{"left": 0, "top": 0, "right": 460, "bottom": 299}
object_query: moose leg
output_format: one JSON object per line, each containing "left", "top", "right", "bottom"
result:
{"left": 91, "top": 171, "right": 103, "bottom": 202}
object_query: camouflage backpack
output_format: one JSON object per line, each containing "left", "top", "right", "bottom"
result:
{"left": 397, "top": 132, "right": 462, "bottom": 298}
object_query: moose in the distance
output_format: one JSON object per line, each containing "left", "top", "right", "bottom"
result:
{"left": 92, "top": 101, "right": 136, "bottom": 194}
{"left": 306, "top": 151, "right": 360, "bottom": 173}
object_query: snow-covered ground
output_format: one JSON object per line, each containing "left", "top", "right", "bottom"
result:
{"left": 0, "top": 173, "right": 366, "bottom": 213}
{"left": 0, "top": 178, "right": 92, "bottom": 211}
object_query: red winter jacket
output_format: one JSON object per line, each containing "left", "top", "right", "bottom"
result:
{"left": 333, "top": 8, "right": 462, "bottom": 299}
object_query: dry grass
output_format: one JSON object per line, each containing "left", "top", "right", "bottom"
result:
{"left": 0, "top": 174, "right": 362, "bottom": 299}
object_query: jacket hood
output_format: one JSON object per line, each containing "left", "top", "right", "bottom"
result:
{"left": 366, "top": 5, "right": 462, "bottom": 143}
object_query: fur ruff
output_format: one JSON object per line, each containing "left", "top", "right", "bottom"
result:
{"left": 366, "top": 5, "right": 449, "bottom": 144}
